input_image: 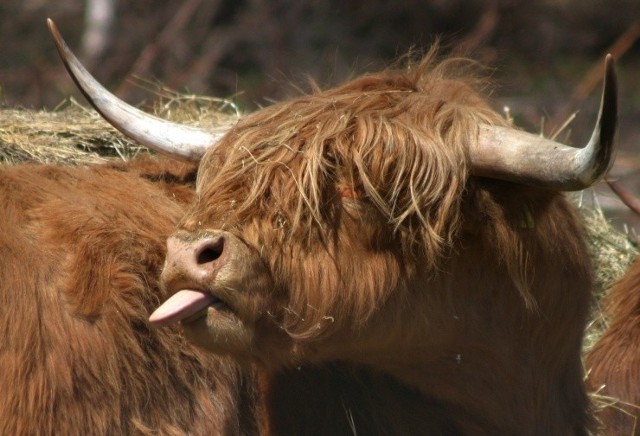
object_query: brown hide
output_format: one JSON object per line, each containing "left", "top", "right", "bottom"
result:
{"left": 164, "top": 55, "right": 595, "bottom": 434}
{"left": 0, "top": 157, "right": 256, "bottom": 434}
{"left": 244, "top": 180, "right": 594, "bottom": 436}
{"left": 587, "top": 257, "right": 640, "bottom": 435}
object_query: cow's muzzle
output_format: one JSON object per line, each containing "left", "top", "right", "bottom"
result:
{"left": 150, "top": 231, "right": 256, "bottom": 327}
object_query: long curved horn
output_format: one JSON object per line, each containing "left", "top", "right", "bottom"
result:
{"left": 470, "top": 54, "right": 617, "bottom": 190}
{"left": 47, "top": 19, "right": 225, "bottom": 161}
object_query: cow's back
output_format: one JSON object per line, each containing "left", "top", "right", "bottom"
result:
{"left": 0, "top": 157, "right": 255, "bottom": 435}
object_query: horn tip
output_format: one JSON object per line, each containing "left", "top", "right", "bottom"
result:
{"left": 603, "top": 54, "right": 617, "bottom": 91}
{"left": 46, "top": 18, "right": 57, "bottom": 34}
{"left": 604, "top": 53, "right": 615, "bottom": 75}
{"left": 46, "top": 18, "right": 64, "bottom": 50}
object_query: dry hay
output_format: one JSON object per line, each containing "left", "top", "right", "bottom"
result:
{"left": 0, "top": 103, "right": 137, "bottom": 164}
{"left": 0, "top": 91, "right": 240, "bottom": 165}
{"left": 578, "top": 201, "right": 638, "bottom": 350}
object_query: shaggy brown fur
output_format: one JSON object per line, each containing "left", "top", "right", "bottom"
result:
{"left": 171, "top": 51, "right": 595, "bottom": 434}
{"left": 0, "top": 156, "right": 256, "bottom": 434}
{"left": 587, "top": 257, "right": 640, "bottom": 435}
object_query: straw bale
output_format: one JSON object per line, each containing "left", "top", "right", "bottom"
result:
{"left": 0, "top": 93, "right": 240, "bottom": 165}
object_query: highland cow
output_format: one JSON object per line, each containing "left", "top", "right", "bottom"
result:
{"left": 586, "top": 179, "right": 640, "bottom": 435}
{"left": 587, "top": 256, "right": 640, "bottom": 435}
{"left": 49, "top": 19, "right": 617, "bottom": 435}
{"left": 0, "top": 156, "right": 257, "bottom": 434}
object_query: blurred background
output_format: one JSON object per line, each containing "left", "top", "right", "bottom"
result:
{"left": 1, "top": 0, "right": 640, "bottom": 226}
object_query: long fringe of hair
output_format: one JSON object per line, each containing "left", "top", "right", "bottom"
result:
{"left": 191, "top": 48, "right": 511, "bottom": 340}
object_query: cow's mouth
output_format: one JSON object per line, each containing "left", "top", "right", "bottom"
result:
{"left": 149, "top": 289, "right": 231, "bottom": 327}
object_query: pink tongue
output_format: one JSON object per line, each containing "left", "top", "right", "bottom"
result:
{"left": 149, "top": 290, "right": 216, "bottom": 327}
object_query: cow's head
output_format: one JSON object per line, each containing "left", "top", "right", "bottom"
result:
{"left": 49, "top": 19, "right": 617, "bottom": 368}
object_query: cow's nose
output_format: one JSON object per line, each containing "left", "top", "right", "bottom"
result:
{"left": 163, "top": 233, "right": 228, "bottom": 288}
{"left": 192, "top": 235, "right": 225, "bottom": 267}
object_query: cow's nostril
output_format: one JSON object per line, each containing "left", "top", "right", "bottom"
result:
{"left": 196, "top": 237, "right": 224, "bottom": 265}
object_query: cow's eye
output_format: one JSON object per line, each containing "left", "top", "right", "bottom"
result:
{"left": 337, "top": 185, "right": 364, "bottom": 200}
